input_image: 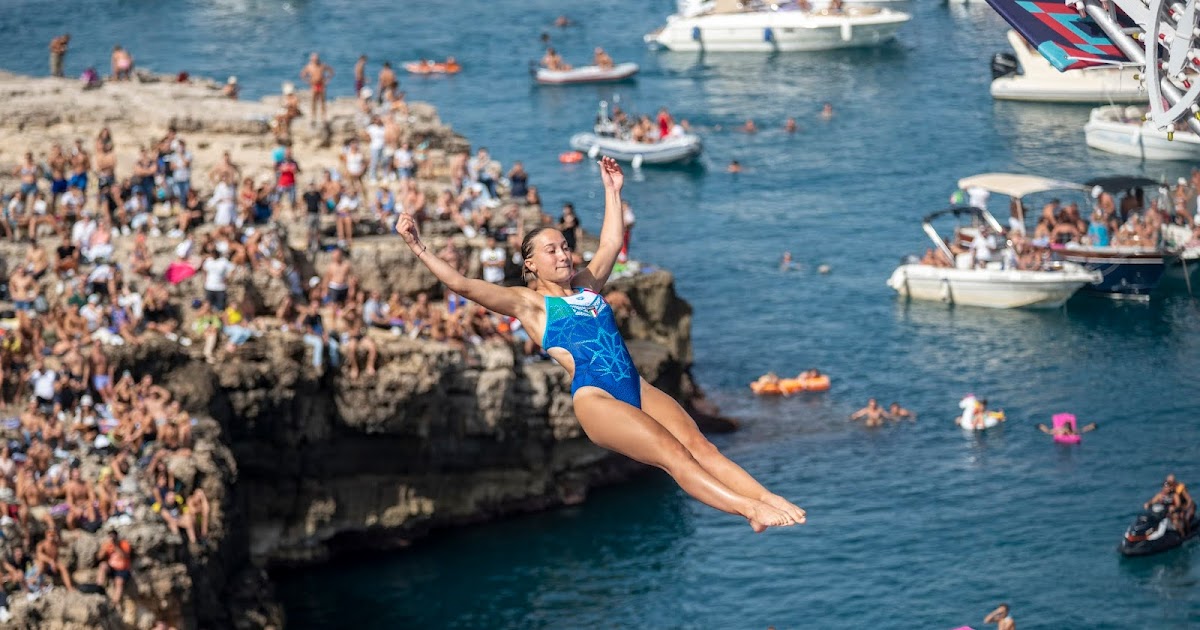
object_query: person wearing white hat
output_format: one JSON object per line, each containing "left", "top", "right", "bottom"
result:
{"left": 221, "top": 75, "right": 239, "bottom": 100}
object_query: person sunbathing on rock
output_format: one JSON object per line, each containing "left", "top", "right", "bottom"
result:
{"left": 398, "top": 157, "right": 804, "bottom": 532}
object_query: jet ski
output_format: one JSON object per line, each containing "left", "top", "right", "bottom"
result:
{"left": 1118, "top": 503, "right": 1200, "bottom": 557}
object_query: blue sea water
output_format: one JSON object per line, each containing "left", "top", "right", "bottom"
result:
{"left": 5, "top": 1, "right": 1200, "bottom": 628}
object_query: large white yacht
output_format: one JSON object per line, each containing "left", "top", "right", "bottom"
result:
{"left": 644, "top": 0, "right": 910, "bottom": 53}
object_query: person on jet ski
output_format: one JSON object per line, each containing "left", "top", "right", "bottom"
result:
{"left": 1144, "top": 474, "right": 1195, "bottom": 536}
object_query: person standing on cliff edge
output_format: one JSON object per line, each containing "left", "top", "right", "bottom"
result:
{"left": 300, "top": 52, "right": 334, "bottom": 125}
{"left": 397, "top": 157, "right": 806, "bottom": 533}
{"left": 49, "top": 34, "right": 69, "bottom": 77}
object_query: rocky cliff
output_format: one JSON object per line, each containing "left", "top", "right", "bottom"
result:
{"left": 114, "top": 264, "right": 724, "bottom": 567}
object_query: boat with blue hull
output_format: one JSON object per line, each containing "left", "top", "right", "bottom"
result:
{"left": 1049, "top": 246, "right": 1170, "bottom": 300}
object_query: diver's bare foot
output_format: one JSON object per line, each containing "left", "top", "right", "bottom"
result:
{"left": 745, "top": 501, "right": 792, "bottom": 533}
{"left": 763, "top": 493, "right": 806, "bottom": 524}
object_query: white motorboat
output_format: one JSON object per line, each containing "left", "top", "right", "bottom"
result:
{"left": 644, "top": 0, "right": 911, "bottom": 53}
{"left": 887, "top": 206, "right": 1101, "bottom": 309}
{"left": 534, "top": 62, "right": 639, "bottom": 85}
{"left": 1084, "top": 105, "right": 1200, "bottom": 162}
{"left": 990, "top": 31, "right": 1143, "bottom": 103}
{"left": 569, "top": 132, "right": 703, "bottom": 166}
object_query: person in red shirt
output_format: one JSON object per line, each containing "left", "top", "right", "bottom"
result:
{"left": 656, "top": 107, "right": 673, "bottom": 139}
{"left": 96, "top": 529, "right": 133, "bottom": 603}
{"left": 275, "top": 148, "right": 301, "bottom": 216}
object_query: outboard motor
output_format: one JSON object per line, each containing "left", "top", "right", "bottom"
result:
{"left": 991, "top": 52, "right": 1019, "bottom": 80}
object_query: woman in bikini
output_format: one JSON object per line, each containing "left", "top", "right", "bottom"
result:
{"left": 397, "top": 157, "right": 804, "bottom": 532}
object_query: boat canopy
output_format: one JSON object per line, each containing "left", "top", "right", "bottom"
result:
{"left": 957, "top": 173, "right": 1085, "bottom": 199}
{"left": 921, "top": 206, "right": 1005, "bottom": 264}
{"left": 1083, "top": 175, "right": 1162, "bottom": 192}
{"left": 922, "top": 206, "right": 1005, "bottom": 232}
{"left": 984, "top": 0, "right": 1131, "bottom": 71}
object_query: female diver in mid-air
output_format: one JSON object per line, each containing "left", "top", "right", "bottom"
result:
{"left": 396, "top": 157, "right": 805, "bottom": 532}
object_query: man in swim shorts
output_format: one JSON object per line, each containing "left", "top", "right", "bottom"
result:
{"left": 323, "top": 247, "right": 354, "bottom": 306}
{"left": 354, "top": 54, "right": 367, "bottom": 94}
{"left": 300, "top": 52, "right": 335, "bottom": 124}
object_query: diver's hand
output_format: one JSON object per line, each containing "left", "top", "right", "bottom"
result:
{"left": 598, "top": 156, "right": 623, "bottom": 191}
{"left": 395, "top": 212, "right": 423, "bottom": 252}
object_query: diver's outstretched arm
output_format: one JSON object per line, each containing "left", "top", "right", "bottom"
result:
{"left": 396, "top": 213, "right": 539, "bottom": 319}
{"left": 573, "top": 157, "right": 626, "bottom": 291}
{"left": 1081, "top": 422, "right": 1098, "bottom": 433}
{"left": 1036, "top": 424, "right": 1052, "bottom": 434}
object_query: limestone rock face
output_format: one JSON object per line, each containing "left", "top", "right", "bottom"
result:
{"left": 107, "top": 267, "right": 722, "bottom": 568}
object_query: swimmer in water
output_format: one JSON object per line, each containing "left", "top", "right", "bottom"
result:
{"left": 727, "top": 160, "right": 743, "bottom": 174}
{"left": 851, "top": 398, "right": 888, "bottom": 427}
{"left": 820, "top": 102, "right": 834, "bottom": 120}
{"left": 780, "top": 251, "right": 794, "bottom": 271}
{"left": 398, "top": 157, "right": 805, "bottom": 532}
{"left": 784, "top": 117, "right": 798, "bottom": 133}
{"left": 984, "top": 603, "right": 1016, "bottom": 630}
{"left": 1037, "top": 422, "right": 1097, "bottom": 436}
{"left": 888, "top": 402, "right": 915, "bottom": 421}
{"left": 742, "top": 119, "right": 758, "bottom": 133}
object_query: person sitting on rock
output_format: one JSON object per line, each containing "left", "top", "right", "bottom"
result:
{"left": 96, "top": 528, "right": 133, "bottom": 602}
{"left": 64, "top": 466, "right": 100, "bottom": 531}
{"left": 2, "top": 545, "right": 32, "bottom": 592}
{"left": 339, "top": 304, "right": 378, "bottom": 380}
{"left": 34, "top": 528, "right": 74, "bottom": 591}
{"left": 186, "top": 488, "right": 210, "bottom": 540}
{"left": 297, "top": 297, "right": 340, "bottom": 372}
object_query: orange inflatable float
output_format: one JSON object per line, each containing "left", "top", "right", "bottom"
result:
{"left": 780, "top": 375, "right": 830, "bottom": 393}
{"left": 404, "top": 60, "right": 462, "bottom": 75}
{"left": 559, "top": 151, "right": 584, "bottom": 163}
{"left": 750, "top": 372, "right": 829, "bottom": 395}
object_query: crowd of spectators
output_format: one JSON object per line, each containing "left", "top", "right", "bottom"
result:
{"left": 0, "top": 360, "right": 207, "bottom": 616}
{"left": 0, "top": 35, "right": 653, "bottom": 628}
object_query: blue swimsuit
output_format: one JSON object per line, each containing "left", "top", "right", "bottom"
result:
{"left": 542, "top": 288, "right": 641, "bottom": 408}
